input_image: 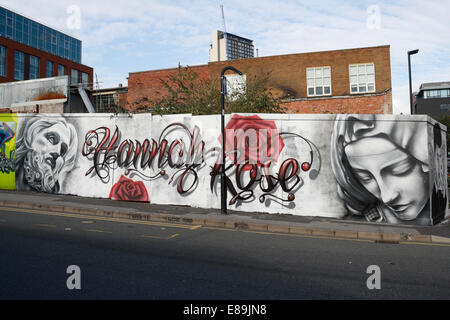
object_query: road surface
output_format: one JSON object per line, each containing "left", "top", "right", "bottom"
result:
{"left": 0, "top": 206, "right": 449, "bottom": 300}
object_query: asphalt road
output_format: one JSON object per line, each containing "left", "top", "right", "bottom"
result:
{"left": 0, "top": 206, "right": 449, "bottom": 300}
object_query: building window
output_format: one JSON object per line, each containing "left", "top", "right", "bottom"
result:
{"left": 29, "top": 55, "right": 39, "bottom": 79}
{"left": 58, "top": 64, "right": 66, "bottom": 76}
{"left": 307, "top": 67, "right": 331, "bottom": 96}
{"left": 427, "top": 90, "right": 438, "bottom": 98}
{"left": 425, "top": 89, "right": 450, "bottom": 99}
{"left": 440, "top": 104, "right": 450, "bottom": 111}
{"left": 93, "top": 93, "right": 119, "bottom": 112}
{"left": 0, "top": 46, "right": 6, "bottom": 77}
{"left": 71, "top": 69, "right": 79, "bottom": 85}
{"left": 349, "top": 63, "right": 375, "bottom": 94}
{"left": 14, "top": 51, "right": 25, "bottom": 80}
{"left": 46, "top": 61, "right": 54, "bottom": 78}
{"left": 225, "top": 74, "right": 246, "bottom": 100}
{"left": 82, "top": 72, "right": 89, "bottom": 88}
{"left": 0, "top": 7, "right": 81, "bottom": 63}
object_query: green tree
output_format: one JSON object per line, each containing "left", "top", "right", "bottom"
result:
{"left": 132, "top": 66, "right": 285, "bottom": 115}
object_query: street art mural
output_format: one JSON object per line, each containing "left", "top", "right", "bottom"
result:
{"left": 332, "top": 114, "right": 434, "bottom": 225}
{"left": 430, "top": 122, "right": 448, "bottom": 224}
{"left": 2, "top": 113, "right": 448, "bottom": 226}
{"left": 80, "top": 114, "right": 320, "bottom": 206}
{"left": 15, "top": 116, "right": 78, "bottom": 193}
{"left": 0, "top": 114, "right": 17, "bottom": 190}
{"left": 81, "top": 121, "right": 210, "bottom": 196}
{"left": 214, "top": 114, "right": 319, "bottom": 205}
{"left": 0, "top": 121, "right": 15, "bottom": 173}
{"left": 109, "top": 175, "right": 149, "bottom": 202}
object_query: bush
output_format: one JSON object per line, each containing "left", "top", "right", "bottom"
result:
{"left": 131, "top": 66, "right": 285, "bottom": 115}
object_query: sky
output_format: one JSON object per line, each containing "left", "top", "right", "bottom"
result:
{"left": 2, "top": 0, "right": 450, "bottom": 114}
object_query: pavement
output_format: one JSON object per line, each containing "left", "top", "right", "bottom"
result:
{"left": 0, "top": 189, "right": 449, "bottom": 245}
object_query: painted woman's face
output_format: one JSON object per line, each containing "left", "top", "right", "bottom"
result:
{"left": 30, "top": 123, "right": 70, "bottom": 174}
{"left": 345, "top": 137, "right": 429, "bottom": 221}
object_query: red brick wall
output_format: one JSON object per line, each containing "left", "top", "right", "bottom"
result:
{"left": 0, "top": 36, "right": 93, "bottom": 87}
{"left": 126, "top": 45, "right": 392, "bottom": 114}
{"left": 127, "top": 65, "right": 210, "bottom": 110}
{"left": 118, "top": 91, "right": 128, "bottom": 109}
{"left": 209, "top": 45, "right": 392, "bottom": 100}
{"left": 281, "top": 90, "right": 392, "bottom": 114}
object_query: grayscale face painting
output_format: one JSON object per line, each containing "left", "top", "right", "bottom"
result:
{"left": 430, "top": 123, "right": 448, "bottom": 223}
{"left": 331, "top": 114, "right": 431, "bottom": 225}
{"left": 15, "top": 116, "right": 78, "bottom": 193}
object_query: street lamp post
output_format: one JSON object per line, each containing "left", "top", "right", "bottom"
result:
{"left": 408, "top": 49, "right": 419, "bottom": 115}
{"left": 220, "top": 66, "right": 242, "bottom": 215}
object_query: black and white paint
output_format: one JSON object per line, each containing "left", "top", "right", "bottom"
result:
{"left": 430, "top": 121, "right": 448, "bottom": 224}
{"left": 15, "top": 116, "right": 78, "bottom": 193}
{"left": 5, "top": 113, "right": 448, "bottom": 226}
{"left": 331, "top": 114, "right": 447, "bottom": 225}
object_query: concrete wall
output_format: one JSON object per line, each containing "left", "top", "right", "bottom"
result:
{"left": 0, "top": 76, "right": 69, "bottom": 108}
{"left": 0, "top": 112, "right": 447, "bottom": 226}
{"left": 10, "top": 99, "right": 66, "bottom": 113}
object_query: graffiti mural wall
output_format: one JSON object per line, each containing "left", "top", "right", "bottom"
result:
{"left": 4, "top": 113, "right": 448, "bottom": 226}
{"left": 15, "top": 116, "right": 77, "bottom": 193}
{"left": 0, "top": 114, "right": 17, "bottom": 190}
{"left": 331, "top": 114, "right": 444, "bottom": 225}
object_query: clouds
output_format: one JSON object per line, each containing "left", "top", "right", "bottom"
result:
{"left": 2, "top": 0, "right": 449, "bottom": 115}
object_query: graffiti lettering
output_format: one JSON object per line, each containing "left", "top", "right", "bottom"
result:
{"left": 82, "top": 116, "right": 319, "bottom": 206}
{"left": 4, "top": 113, "right": 446, "bottom": 226}
{"left": 209, "top": 156, "right": 306, "bottom": 205}
{"left": 82, "top": 123, "right": 214, "bottom": 191}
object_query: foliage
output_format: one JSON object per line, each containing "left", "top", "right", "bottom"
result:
{"left": 132, "top": 66, "right": 285, "bottom": 115}
{"left": 226, "top": 74, "right": 286, "bottom": 114}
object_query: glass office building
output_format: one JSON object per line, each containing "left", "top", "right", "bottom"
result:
{"left": 0, "top": 6, "right": 81, "bottom": 63}
{"left": 221, "top": 31, "right": 254, "bottom": 60}
{"left": 210, "top": 30, "right": 254, "bottom": 62}
{"left": 0, "top": 45, "right": 5, "bottom": 76}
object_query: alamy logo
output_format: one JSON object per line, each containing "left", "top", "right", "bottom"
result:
{"left": 366, "top": 5, "right": 381, "bottom": 30}
{"left": 366, "top": 265, "right": 381, "bottom": 290}
{"left": 66, "top": 5, "right": 81, "bottom": 30}
{"left": 66, "top": 265, "right": 81, "bottom": 290}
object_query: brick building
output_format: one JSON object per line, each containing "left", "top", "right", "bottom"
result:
{"left": 126, "top": 45, "right": 392, "bottom": 114}
{"left": 0, "top": 6, "right": 93, "bottom": 89}
{"left": 127, "top": 64, "right": 210, "bottom": 110}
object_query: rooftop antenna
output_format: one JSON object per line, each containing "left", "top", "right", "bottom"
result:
{"left": 95, "top": 73, "right": 99, "bottom": 90}
{"left": 220, "top": 3, "right": 229, "bottom": 61}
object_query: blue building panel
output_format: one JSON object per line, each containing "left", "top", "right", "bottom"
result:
{"left": 0, "top": 6, "right": 82, "bottom": 63}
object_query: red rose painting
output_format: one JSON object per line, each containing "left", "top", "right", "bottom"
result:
{"left": 221, "top": 114, "right": 285, "bottom": 170}
{"left": 109, "top": 175, "right": 149, "bottom": 202}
